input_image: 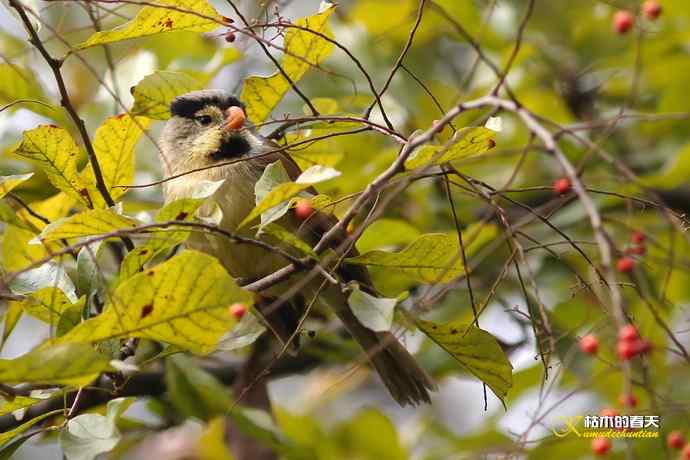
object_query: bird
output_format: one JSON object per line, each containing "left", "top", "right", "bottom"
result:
{"left": 158, "top": 89, "right": 435, "bottom": 406}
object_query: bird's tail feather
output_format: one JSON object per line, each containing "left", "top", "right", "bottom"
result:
{"left": 325, "top": 288, "right": 436, "bottom": 406}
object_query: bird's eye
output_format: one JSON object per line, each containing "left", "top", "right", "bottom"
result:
{"left": 194, "top": 115, "right": 213, "bottom": 126}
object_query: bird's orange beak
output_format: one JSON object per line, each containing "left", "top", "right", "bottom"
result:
{"left": 224, "top": 106, "right": 246, "bottom": 132}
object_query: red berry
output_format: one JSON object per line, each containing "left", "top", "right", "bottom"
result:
{"left": 224, "top": 31, "right": 236, "bottom": 43}
{"left": 294, "top": 199, "right": 314, "bottom": 220}
{"left": 592, "top": 437, "right": 611, "bottom": 456}
{"left": 636, "top": 339, "right": 653, "bottom": 354}
{"left": 600, "top": 408, "right": 619, "bottom": 417}
{"left": 668, "top": 431, "right": 685, "bottom": 449}
{"left": 643, "top": 1, "right": 662, "bottom": 20}
{"left": 683, "top": 444, "right": 690, "bottom": 460}
{"left": 579, "top": 334, "right": 599, "bottom": 354}
{"left": 631, "top": 231, "right": 646, "bottom": 244}
{"left": 553, "top": 177, "right": 571, "bottom": 196}
{"left": 617, "top": 340, "right": 637, "bottom": 361}
{"left": 617, "top": 256, "right": 635, "bottom": 273}
{"left": 618, "top": 324, "right": 639, "bottom": 342}
{"left": 613, "top": 10, "right": 634, "bottom": 34}
{"left": 229, "top": 302, "right": 247, "bottom": 320}
{"left": 619, "top": 393, "right": 638, "bottom": 408}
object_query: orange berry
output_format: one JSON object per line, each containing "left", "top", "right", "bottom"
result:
{"left": 642, "top": 1, "right": 662, "bottom": 20}
{"left": 553, "top": 177, "right": 571, "bottom": 195}
{"left": 613, "top": 10, "right": 634, "bottom": 34}
{"left": 294, "top": 199, "right": 314, "bottom": 220}
{"left": 229, "top": 302, "right": 247, "bottom": 320}
{"left": 668, "top": 431, "right": 686, "bottom": 449}
{"left": 618, "top": 393, "right": 638, "bottom": 408}
{"left": 618, "top": 324, "right": 639, "bottom": 342}
{"left": 579, "top": 334, "right": 599, "bottom": 354}
{"left": 617, "top": 256, "right": 635, "bottom": 273}
{"left": 592, "top": 437, "right": 611, "bottom": 456}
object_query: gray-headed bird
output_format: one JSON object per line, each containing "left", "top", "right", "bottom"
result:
{"left": 159, "top": 89, "right": 435, "bottom": 406}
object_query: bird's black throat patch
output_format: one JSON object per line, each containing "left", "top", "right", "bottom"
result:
{"left": 211, "top": 136, "right": 251, "bottom": 161}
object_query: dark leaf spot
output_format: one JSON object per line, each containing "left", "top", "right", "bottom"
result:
{"left": 164, "top": 18, "right": 173, "bottom": 28}
{"left": 488, "top": 139, "right": 496, "bottom": 149}
{"left": 140, "top": 303, "right": 153, "bottom": 319}
{"left": 450, "top": 328, "right": 458, "bottom": 334}
{"left": 175, "top": 211, "right": 189, "bottom": 220}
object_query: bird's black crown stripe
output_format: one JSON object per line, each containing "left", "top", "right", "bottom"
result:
{"left": 170, "top": 90, "right": 244, "bottom": 118}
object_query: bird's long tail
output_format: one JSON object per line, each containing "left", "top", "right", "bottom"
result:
{"left": 325, "top": 288, "right": 436, "bottom": 406}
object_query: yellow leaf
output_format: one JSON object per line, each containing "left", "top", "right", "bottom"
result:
{"left": 58, "top": 251, "right": 252, "bottom": 354}
{"left": 76, "top": 0, "right": 224, "bottom": 49}
{"left": 198, "top": 418, "right": 235, "bottom": 460}
{"left": 0, "top": 396, "right": 43, "bottom": 417}
{"left": 0, "top": 173, "right": 33, "bottom": 199}
{"left": 416, "top": 318, "right": 513, "bottom": 401}
{"left": 12, "top": 125, "right": 91, "bottom": 206}
{"left": 346, "top": 224, "right": 498, "bottom": 283}
{"left": 404, "top": 127, "right": 496, "bottom": 170}
{"left": 240, "top": 4, "right": 336, "bottom": 123}
{"left": 0, "top": 409, "right": 63, "bottom": 448}
{"left": 15, "top": 287, "right": 85, "bottom": 325}
{"left": 35, "top": 208, "right": 139, "bottom": 243}
{"left": 16, "top": 192, "right": 75, "bottom": 231}
{"left": 131, "top": 71, "right": 203, "bottom": 120}
{"left": 2, "top": 225, "right": 49, "bottom": 271}
{"left": 119, "top": 197, "right": 207, "bottom": 280}
{"left": 0, "top": 343, "right": 112, "bottom": 387}
{"left": 81, "top": 114, "right": 150, "bottom": 206}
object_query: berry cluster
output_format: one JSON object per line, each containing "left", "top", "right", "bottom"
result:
{"left": 616, "top": 325, "right": 652, "bottom": 361}
{"left": 617, "top": 231, "right": 647, "bottom": 273}
{"left": 613, "top": 1, "right": 662, "bottom": 35}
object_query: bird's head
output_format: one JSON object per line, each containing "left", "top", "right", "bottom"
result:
{"left": 159, "top": 89, "right": 267, "bottom": 176}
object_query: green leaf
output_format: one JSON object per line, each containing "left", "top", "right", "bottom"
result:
{"left": 347, "top": 286, "right": 396, "bottom": 332}
{"left": 216, "top": 312, "right": 266, "bottom": 352}
{"left": 76, "top": 0, "right": 224, "bottom": 49}
{"left": 0, "top": 343, "right": 112, "bottom": 387}
{"left": 346, "top": 224, "right": 498, "bottom": 283}
{"left": 240, "top": 3, "right": 336, "bottom": 123}
{"left": 81, "top": 115, "right": 150, "bottom": 206}
{"left": 9, "top": 263, "right": 77, "bottom": 302}
{"left": 0, "top": 409, "right": 63, "bottom": 448}
{"left": 0, "top": 64, "right": 56, "bottom": 120}
{"left": 33, "top": 208, "right": 139, "bottom": 243}
{"left": 59, "top": 397, "right": 134, "bottom": 460}
{"left": 12, "top": 125, "right": 90, "bottom": 206}
{"left": 0, "top": 173, "right": 33, "bottom": 200}
{"left": 0, "top": 396, "right": 42, "bottom": 417}
{"left": 165, "top": 354, "right": 232, "bottom": 420}
{"left": 76, "top": 242, "right": 103, "bottom": 296}
{"left": 335, "top": 408, "right": 407, "bottom": 460}
{"left": 416, "top": 318, "right": 512, "bottom": 401}
{"left": 356, "top": 218, "right": 420, "bottom": 253}
{"left": 58, "top": 251, "right": 252, "bottom": 354}
{"left": 260, "top": 223, "right": 316, "bottom": 257}
{"left": 404, "top": 127, "right": 496, "bottom": 170}
{"left": 240, "top": 163, "right": 340, "bottom": 229}
{"left": 131, "top": 71, "right": 203, "bottom": 120}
